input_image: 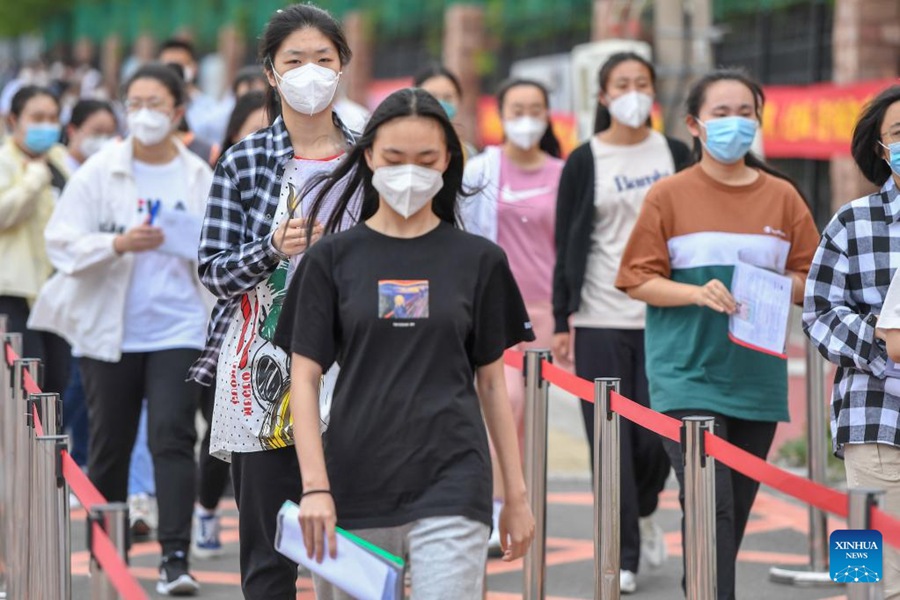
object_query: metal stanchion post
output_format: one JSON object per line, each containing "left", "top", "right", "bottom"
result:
{"left": 770, "top": 344, "right": 835, "bottom": 586}
{"left": 0, "top": 316, "right": 8, "bottom": 600}
{"left": 31, "top": 393, "right": 63, "bottom": 599}
{"left": 89, "top": 502, "right": 130, "bottom": 600}
{"left": 11, "top": 358, "right": 40, "bottom": 600}
{"left": 847, "top": 489, "right": 885, "bottom": 600}
{"left": 594, "top": 378, "right": 621, "bottom": 599}
{"left": 683, "top": 416, "right": 717, "bottom": 600}
{"left": 36, "top": 434, "right": 70, "bottom": 600}
{"left": 523, "top": 349, "right": 551, "bottom": 600}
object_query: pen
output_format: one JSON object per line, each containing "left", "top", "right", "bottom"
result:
{"left": 148, "top": 200, "right": 161, "bottom": 225}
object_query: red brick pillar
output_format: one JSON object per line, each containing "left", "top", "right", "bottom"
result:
{"left": 343, "top": 11, "right": 372, "bottom": 108}
{"left": 443, "top": 4, "right": 485, "bottom": 147}
{"left": 830, "top": 0, "right": 900, "bottom": 213}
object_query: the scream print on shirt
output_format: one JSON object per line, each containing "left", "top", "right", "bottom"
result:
{"left": 378, "top": 280, "right": 429, "bottom": 319}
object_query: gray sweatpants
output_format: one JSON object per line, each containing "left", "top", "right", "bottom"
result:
{"left": 313, "top": 515, "right": 490, "bottom": 600}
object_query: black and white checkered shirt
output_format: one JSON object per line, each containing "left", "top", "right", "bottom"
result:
{"left": 188, "top": 114, "right": 358, "bottom": 386}
{"left": 803, "top": 179, "right": 900, "bottom": 454}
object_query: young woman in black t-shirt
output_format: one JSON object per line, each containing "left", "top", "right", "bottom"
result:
{"left": 274, "top": 87, "right": 535, "bottom": 597}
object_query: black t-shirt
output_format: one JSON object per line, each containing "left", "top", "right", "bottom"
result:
{"left": 274, "top": 221, "right": 534, "bottom": 529}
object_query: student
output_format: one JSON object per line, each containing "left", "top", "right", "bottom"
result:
{"left": 159, "top": 38, "right": 224, "bottom": 146}
{"left": 29, "top": 63, "right": 213, "bottom": 595}
{"left": 0, "top": 85, "right": 71, "bottom": 396}
{"left": 273, "top": 86, "right": 535, "bottom": 599}
{"left": 552, "top": 52, "right": 691, "bottom": 592}
{"left": 189, "top": 5, "right": 359, "bottom": 597}
{"left": 461, "top": 77, "right": 566, "bottom": 555}
{"left": 219, "top": 90, "right": 267, "bottom": 156}
{"left": 59, "top": 99, "right": 118, "bottom": 470}
{"left": 807, "top": 84, "right": 900, "bottom": 599}
{"left": 414, "top": 64, "right": 478, "bottom": 158}
{"left": 615, "top": 69, "right": 819, "bottom": 600}
{"left": 63, "top": 99, "right": 117, "bottom": 172}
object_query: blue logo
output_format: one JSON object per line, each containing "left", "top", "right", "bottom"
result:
{"left": 830, "top": 529, "right": 882, "bottom": 583}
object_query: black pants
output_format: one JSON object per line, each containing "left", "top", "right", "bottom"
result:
{"left": 575, "top": 327, "right": 671, "bottom": 573}
{"left": 198, "top": 384, "right": 230, "bottom": 510}
{"left": 0, "top": 295, "right": 70, "bottom": 395}
{"left": 231, "top": 446, "right": 302, "bottom": 599}
{"left": 662, "top": 410, "right": 777, "bottom": 600}
{"left": 80, "top": 349, "right": 201, "bottom": 556}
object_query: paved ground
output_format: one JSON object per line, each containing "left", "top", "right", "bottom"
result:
{"left": 69, "top": 387, "right": 853, "bottom": 599}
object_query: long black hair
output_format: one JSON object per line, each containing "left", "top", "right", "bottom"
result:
{"left": 303, "top": 87, "right": 465, "bottom": 239}
{"left": 496, "top": 78, "right": 561, "bottom": 158}
{"left": 685, "top": 68, "right": 806, "bottom": 199}
{"left": 123, "top": 62, "right": 186, "bottom": 107}
{"left": 220, "top": 90, "right": 267, "bottom": 155}
{"left": 594, "top": 52, "right": 655, "bottom": 134}
{"left": 851, "top": 84, "right": 900, "bottom": 187}
{"left": 259, "top": 3, "right": 353, "bottom": 124}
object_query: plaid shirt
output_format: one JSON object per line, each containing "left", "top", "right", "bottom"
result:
{"left": 188, "top": 114, "right": 358, "bottom": 385}
{"left": 803, "top": 178, "right": 900, "bottom": 453}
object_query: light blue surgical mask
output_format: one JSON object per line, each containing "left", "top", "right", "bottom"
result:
{"left": 879, "top": 141, "right": 900, "bottom": 176}
{"left": 24, "top": 123, "right": 61, "bottom": 155}
{"left": 698, "top": 116, "right": 757, "bottom": 164}
{"left": 438, "top": 100, "right": 457, "bottom": 120}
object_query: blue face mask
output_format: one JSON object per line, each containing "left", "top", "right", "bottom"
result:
{"left": 24, "top": 123, "right": 61, "bottom": 155}
{"left": 879, "top": 141, "right": 900, "bottom": 176}
{"left": 698, "top": 116, "right": 757, "bottom": 164}
{"left": 438, "top": 100, "right": 458, "bottom": 120}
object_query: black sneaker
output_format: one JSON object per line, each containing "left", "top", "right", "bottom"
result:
{"left": 157, "top": 551, "right": 200, "bottom": 596}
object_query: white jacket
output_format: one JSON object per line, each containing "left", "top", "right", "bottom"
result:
{"left": 28, "top": 137, "right": 214, "bottom": 362}
{"left": 459, "top": 145, "right": 501, "bottom": 242}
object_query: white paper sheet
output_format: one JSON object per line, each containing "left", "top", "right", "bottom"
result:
{"left": 275, "top": 501, "right": 403, "bottom": 600}
{"left": 156, "top": 209, "right": 204, "bottom": 261}
{"left": 728, "top": 262, "right": 793, "bottom": 357}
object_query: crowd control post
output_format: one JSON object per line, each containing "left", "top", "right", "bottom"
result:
{"left": 35, "top": 434, "right": 70, "bottom": 600}
{"left": 683, "top": 417, "right": 717, "bottom": 600}
{"left": 11, "top": 358, "right": 41, "bottom": 599}
{"left": 0, "top": 316, "right": 7, "bottom": 600}
{"left": 594, "top": 378, "right": 621, "bottom": 599}
{"left": 523, "top": 349, "right": 551, "bottom": 600}
{"left": 770, "top": 345, "right": 834, "bottom": 586}
{"left": 90, "top": 502, "right": 130, "bottom": 600}
{"left": 847, "top": 489, "right": 886, "bottom": 600}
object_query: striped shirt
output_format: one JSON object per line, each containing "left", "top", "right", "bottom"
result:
{"left": 616, "top": 165, "right": 819, "bottom": 421}
{"left": 188, "top": 114, "right": 358, "bottom": 386}
{"left": 803, "top": 179, "right": 900, "bottom": 453}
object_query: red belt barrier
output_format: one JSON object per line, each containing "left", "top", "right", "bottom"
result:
{"left": 4, "top": 342, "right": 148, "bottom": 599}
{"left": 504, "top": 348, "right": 900, "bottom": 549}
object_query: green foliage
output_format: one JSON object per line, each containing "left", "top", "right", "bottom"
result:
{"left": 0, "top": 0, "right": 74, "bottom": 36}
{"left": 775, "top": 429, "right": 846, "bottom": 484}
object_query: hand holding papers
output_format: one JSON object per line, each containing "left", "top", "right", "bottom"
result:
{"left": 275, "top": 501, "right": 404, "bottom": 600}
{"left": 154, "top": 208, "right": 203, "bottom": 261}
{"left": 728, "top": 262, "right": 793, "bottom": 358}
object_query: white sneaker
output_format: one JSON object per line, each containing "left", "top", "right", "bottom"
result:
{"left": 192, "top": 509, "right": 224, "bottom": 559}
{"left": 128, "top": 493, "right": 158, "bottom": 539}
{"left": 639, "top": 516, "right": 667, "bottom": 568}
{"left": 620, "top": 569, "right": 637, "bottom": 594}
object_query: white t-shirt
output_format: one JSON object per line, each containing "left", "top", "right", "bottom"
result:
{"left": 573, "top": 131, "right": 675, "bottom": 329}
{"left": 120, "top": 158, "right": 208, "bottom": 353}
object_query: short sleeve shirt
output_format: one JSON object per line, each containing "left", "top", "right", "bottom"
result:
{"left": 274, "top": 222, "right": 534, "bottom": 529}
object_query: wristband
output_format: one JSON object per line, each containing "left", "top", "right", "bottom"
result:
{"left": 301, "top": 489, "right": 332, "bottom": 499}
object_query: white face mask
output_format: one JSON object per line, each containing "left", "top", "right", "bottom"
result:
{"left": 79, "top": 135, "right": 113, "bottom": 158}
{"left": 503, "top": 116, "right": 547, "bottom": 150}
{"left": 272, "top": 62, "right": 341, "bottom": 116}
{"left": 607, "top": 91, "right": 654, "bottom": 129}
{"left": 127, "top": 109, "right": 172, "bottom": 146}
{"left": 371, "top": 164, "right": 445, "bottom": 219}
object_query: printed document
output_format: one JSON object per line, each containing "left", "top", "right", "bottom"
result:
{"left": 275, "top": 501, "right": 404, "bottom": 600}
{"left": 157, "top": 209, "right": 204, "bottom": 262}
{"left": 728, "top": 262, "right": 793, "bottom": 358}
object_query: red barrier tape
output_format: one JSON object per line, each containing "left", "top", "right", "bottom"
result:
{"left": 91, "top": 522, "right": 148, "bottom": 599}
{"left": 502, "top": 349, "right": 900, "bottom": 549}
{"left": 4, "top": 342, "right": 147, "bottom": 599}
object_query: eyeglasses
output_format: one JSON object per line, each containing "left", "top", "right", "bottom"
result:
{"left": 123, "top": 97, "right": 171, "bottom": 112}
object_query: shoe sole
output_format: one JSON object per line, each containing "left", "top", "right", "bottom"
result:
{"left": 131, "top": 520, "right": 151, "bottom": 539}
{"left": 156, "top": 575, "right": 199, "bottom": 596}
